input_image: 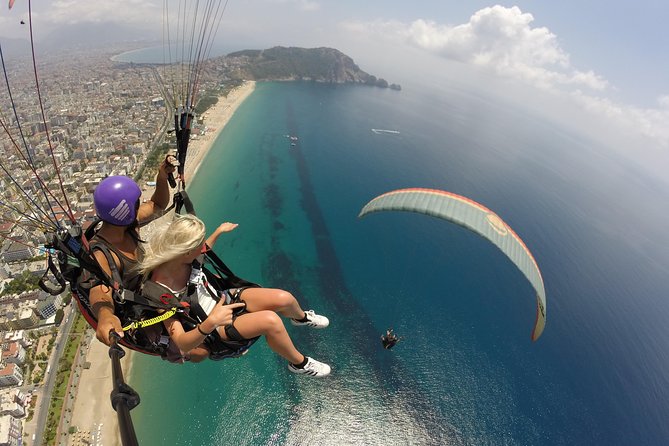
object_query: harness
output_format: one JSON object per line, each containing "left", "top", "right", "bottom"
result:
{"left": 37, "top": 223, "right": 165, "bottom": 356}
{"left": 80, "top": 232, "right": 187, "bottom": 357}
{"left": 38, "top": 191, "right": 261, "bottom": 360}
{"left": 84, "top": 229, "right": 261, "bottom": 360}
{"left": 140, "top": 260, "right": 260, "bottom": 361}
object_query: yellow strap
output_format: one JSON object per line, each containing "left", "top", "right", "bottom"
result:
{"left": 122, "top": 308, "right": 177, "bottom": 331}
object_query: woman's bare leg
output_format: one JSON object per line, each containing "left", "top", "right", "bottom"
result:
{"left": 239, "top": 288, "right": 305, "bottom": 320}
{"left": 217, "top": 310, "right": 304, "bottom": 364}
{"left": 187, "top": 345, "right": 210, "bottom": 363}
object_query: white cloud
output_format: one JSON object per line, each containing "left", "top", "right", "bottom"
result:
{"left": 29, "top": 0, "right": 320, "bottom": 35}
{"left": 341, "top": 5, "right": 669, "bottom": 148}
{"left": 38, "top": 0, "right": 159, "bottom": 26}
{"left": 658, "top": 95, "right": 669, "bottom": 109}
{"left": 344, "top": 6, "right": 608, "bottom": 93}
{"left": 267, "top": 0, "right": 320, "bottom": 12}
{"left": 570, "top": 91, "right": 669, "bottom": 146}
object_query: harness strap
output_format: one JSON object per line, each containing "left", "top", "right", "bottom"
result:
{"left": 41, "top": 226, "right": 115, "bottom": 296}
{"left": 134, "top": 190, "right": 197, "bottom": 228}
{"left": 138, "top": 264, "right": 260, "bottom": 360}
{"left": 122, "top": 308, "right": 178, "bottom": 331}
{"left": 117, "top": 289, "right": 183, "bottom": 310}
{"left": 39, "top": 252, "right": 67, "bottom": 295}
{"left": 138, "top": 280, "right": 191, "bottom": 309}
{"left": 202, "top": 247, "right": 260, "bottom": 289}
{"left": 187, "top": 258, "right": 203, "bottom": 297}
{"left": 175, "top": 111, "right": 193, "bottom": 183}
{"left": 88, "top": 241, "right": 125, "bottom": 303}
{"left": 174, "top": 190, "right": 196, "bottom": 215}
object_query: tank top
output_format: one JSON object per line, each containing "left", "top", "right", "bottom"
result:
{"left": 151, "top": 268, "right": 223, "bottom": 315}
{"left": 91, "top": 233, "right": 144, "bottom": 292}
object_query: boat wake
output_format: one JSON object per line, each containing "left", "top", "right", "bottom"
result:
{"left": 371, "top": 128, "right": 400, "bottom": 135}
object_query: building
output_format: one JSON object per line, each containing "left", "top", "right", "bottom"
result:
{"left": 0, "top": 224, "right": 12, "bottom": 237}
{"left": 0, "top": 390, "right": 26, "bottom": 418}
{"left": 0, "top": 414, "right": 21, "bottom": 446}
{"left": 35, "top": 295, "right": 62, "bottom": 320}
{"left": 0, "top": 343, "right": 25, "bottom": 366}
{"left": 6, "top": 308, "right": 39, "bottom": 331}
{"left": 0, "top": 363, "right": 22, "bottom": 388}
{"left": 0, "top": 243, "right": 34, "bottom": 264}
{"left": 2, "top": 332, "right": 29, "bottom": 349}
{"left": 25, "top": 261, "right": 47, "bottom": 278}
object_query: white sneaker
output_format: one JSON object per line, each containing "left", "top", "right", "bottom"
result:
{"left": 291, "top": 310, "right": 329, "bottom": 328}
{"left": 288, "top": 357, "right": 331, "bottom": 377}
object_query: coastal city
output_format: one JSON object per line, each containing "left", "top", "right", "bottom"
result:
{"left": 0, "top": 43, "right": 241, "bottom": 445}
{"left": 2, "top": 2, "right": 667, "bottom": 445}
{"left": 0, "top": 36, "right": 389, "bottom": 445}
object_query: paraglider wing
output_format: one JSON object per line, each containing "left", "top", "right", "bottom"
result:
{"left": 358, "top": 188, "right": 546, "bottom": 341}
{"left": 8, "top": 0, "right": 15, "bottom": 10}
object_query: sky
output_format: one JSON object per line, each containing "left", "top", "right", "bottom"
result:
{"left": 2, "top": 0, "right": 669, "bottom": 155}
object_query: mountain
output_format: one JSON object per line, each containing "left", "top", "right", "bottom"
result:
{"left": 224, "top": 46, "right": 401, "bottom": 90}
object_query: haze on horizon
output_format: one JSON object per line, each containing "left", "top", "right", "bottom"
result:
{"left": 2, "top": 1, "right": 668, "bottom": 169}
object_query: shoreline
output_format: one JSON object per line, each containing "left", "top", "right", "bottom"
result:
{"left": 67, "top": 80, "right": 256, "bottom": 446}
{"left": 184, "top": 80, "right": 257, "bottom": 182}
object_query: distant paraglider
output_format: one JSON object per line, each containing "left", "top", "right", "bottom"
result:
{"left": 381, "top": 328, "right": 401, "bottom": 349}
{"left": 359, "top": 188, "right": 547, "bottom": 341}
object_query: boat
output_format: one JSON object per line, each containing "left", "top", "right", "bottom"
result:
{"left": 371, "top": 128, "right": 400, "bottom": 135}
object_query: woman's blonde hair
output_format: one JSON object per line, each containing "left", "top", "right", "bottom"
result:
{"left": 139, "top": 214, "right": 206, "bottom": 275}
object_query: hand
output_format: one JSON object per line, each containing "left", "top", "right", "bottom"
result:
{"left": 158, "top": 155, "right": 178, "bottom": 180}
{"left": 205, "top": 222, "right": 238, "bottom": 247}
{"left": 96, "top": 311, "right": 123, "bottom": 346}
{"left": 216, "top": 222, "right": 238, "bottom": 234}
{"left": 207, "top": 302, "right": 246, "bottom": 329}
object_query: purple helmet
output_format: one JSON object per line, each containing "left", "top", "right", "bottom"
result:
{"left": 93, "top": 176, "right": 142, "bottom": 226}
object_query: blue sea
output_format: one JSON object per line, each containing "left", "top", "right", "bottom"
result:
{"left": 129, "top": 80, "right": 669, "bottom": 445}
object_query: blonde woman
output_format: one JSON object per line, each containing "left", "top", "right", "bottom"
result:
{"left": 139, "top": 214, "right": 331, "bottom": 377}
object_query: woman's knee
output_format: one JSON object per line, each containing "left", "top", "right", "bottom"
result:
{"left": 187, "top": 346, "right": 210, "bottom": 363}
{"left": 258, "top": 310, "right": 283, "bottom": 330}
{"left": 241, "top": 288, "right": 297, "bottom": 312}
{"left": 236, "top": 310, "right": 284, "bottom": 337}
{"left": 272, "top": 289, "right": 297, "bottom": 307}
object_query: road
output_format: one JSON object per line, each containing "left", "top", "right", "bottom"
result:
{"left": 30, "top": 305, "right": 76, "bottom": 446}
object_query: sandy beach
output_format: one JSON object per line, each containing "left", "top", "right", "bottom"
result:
{"left": 66, "top": 80, "right": 256, "bottom": 446}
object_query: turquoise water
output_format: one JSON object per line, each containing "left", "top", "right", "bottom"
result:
{"left": 130, "top": 81, "right": 669, "bottom": 445}
{"left": 111, "top": 45, "right": 236, "bottom": 64}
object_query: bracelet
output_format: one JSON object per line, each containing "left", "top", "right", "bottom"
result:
{"left": 91, "top": 301, "right": 114, "bottom": 317}
{"left": 196, "top": 324, "right": 212, "bottom": 336}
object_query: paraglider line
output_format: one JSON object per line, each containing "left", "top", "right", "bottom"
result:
{"left": 0, "top": 44, "right": 62, "bottom": 226}
{"left": 0, "top": 115, "right": 66, "bottom": 228}
{"left": 0, "top": 199, "right": 52, "bottom": 230}
{"left": 27, "top": 0, "right": 76, "bottom": 224}
{"left": 0, "top": 230, "right": 45, "bottom": 251}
